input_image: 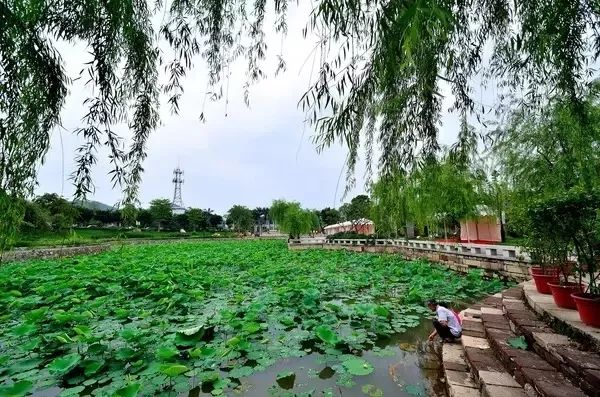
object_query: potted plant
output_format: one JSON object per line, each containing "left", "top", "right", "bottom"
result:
{"left": 557, "top": 190, "right": 600, "bottom": 327}
{"left": 523, "top": 204, "right": 565, "bottom": 295}
{"left": 525, "top": 196, "right": 585, "bottom": 306}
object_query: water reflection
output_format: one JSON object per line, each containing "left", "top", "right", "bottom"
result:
{"left": 182, "top": 319, "right": 446, "bottom": 397}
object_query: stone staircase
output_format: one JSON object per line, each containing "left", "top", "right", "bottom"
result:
{"left": 442, "top": 286, "right": 600, "bottom": 397}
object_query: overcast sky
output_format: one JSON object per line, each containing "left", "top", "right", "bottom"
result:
{"left": 35, "top": 2, "right": 464, "bottom": 214}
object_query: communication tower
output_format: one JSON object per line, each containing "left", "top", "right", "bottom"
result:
{"left": 171, "top": 167, "right": 185, "bottom": 215}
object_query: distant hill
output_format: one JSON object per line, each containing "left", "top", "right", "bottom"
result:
{"left": 73, "top": 199, "right": 115, "bottom": 211}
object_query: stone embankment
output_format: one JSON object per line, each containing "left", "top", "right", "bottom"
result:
{"left": 289, "top": 239, "right": 531, "bottom": 281}
{"left": 442, "top": 283, "right": 600, "bottom": 397}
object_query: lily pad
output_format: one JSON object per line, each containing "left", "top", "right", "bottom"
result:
{"left": 342, "top": 357, "right": 374, "bottom": 376}
{"left": 315, "top": 325, "right": 339, "bottom": 345}
{"left": 0, "top": 380, "right": 33, "bottom": 397}
{"left": 113, "top": 383, "right": 141, "bottom": 397}
{"left": 48, "top": 353, "right": 81, "bottom": 375}
{"left": 160, "top": 364, "right": 189, "bottom": 377}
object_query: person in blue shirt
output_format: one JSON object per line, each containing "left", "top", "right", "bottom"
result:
{"left": 427, "top": 299, "right": 462, "bottom": 343}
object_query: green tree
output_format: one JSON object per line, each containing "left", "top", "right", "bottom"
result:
{"left": 339, "top": 195, "right": 372, "bottom": 232}
{"left": 319, "top": 207, "right": 341, "bottom": 227}
{"left": 370, "top": 169, "right": 411, "bottom": 238}
{"left": 137, "top": 209, "right": 153, "bottom": 228}
{"left": 227, "top": 205, "right": 254, "bottom": 233}
{"left": 121, "top": 204, "right": 138, "bottom": 227}
{"left": 408, "top": 156, "right": 481, "bottom": 239}
{"left": 269, "top": 200, "right": 316, "bottom": 239}
{"left": 3, "top": 0, "right": 599, "bottom": 250}
{"left": 21, "top": 200, "right": 51, "bottom": 232}
{"left": 186, "top": 208, "right": 206, "bottom": 232}
{"left": 493, "top": 83, "right": 600, "bottom": 253}
{"left": 149, "top": 199, "right": 173, "bottom": 231}
{"left": 209, "top": 213, "right": 224, "bottom": 229}
{"left": 33, "top": 193, "right": 79, "bottom": 233}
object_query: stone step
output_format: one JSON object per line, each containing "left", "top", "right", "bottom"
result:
{"left": 442, "top": 342, "right": 482, "bottom": 397}
{"left": 460, "top": 307, "right": 531, "bottom": 397}
{"left": 504, "top": 288, "right": 600, "bottom": 397}
{"left": 477, "top": 288, "right": 590, "bottom": 397}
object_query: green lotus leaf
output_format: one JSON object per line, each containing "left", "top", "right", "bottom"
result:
{"left": 0, "top": 380, "right": 33, "bottom": 397}
{"left": 113, "top": 383, "right": 141, "bottom": 397}
{"left": 160, "top": 364, "right": 189, "bottom": 377}
{"left": 25, "top": 307, "right": 48, "bottom": 322}
{"left": 59, "top": 385, "right": 85, "bottom": 396}
{"left": 115, "top": 347, "right": 137, "bottom": 361}
{"left": 156, "top": 345, "right": 179, "bottom": 361}
{"left": 48, "top": 353, "right": 81, "bottom": 375}
{"left": 241, "top": 322, "right": 261, "bottom": 334}
{"left": 315, "top": 325, "right": 339, "bottom": 345}
{"left": 12, "top": 323, "right": 37, "bottom": 336}
{"left": 342, "top": 357, "right": 374, "bottom": 376}
{"left": 82, "top": 358, "right": 104, "bottom": 376}
{"left": 21, "top": 336, "right": 41, "bottom": 351}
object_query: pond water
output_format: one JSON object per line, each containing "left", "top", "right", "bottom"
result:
{"left": 6, "top": 240, "right": 503, "bottom": 397}
{"left": 182, "top": 319, "right": 446, "bottom": 397}
{"left": 29, "top": 320, "right": 445, "bottom": 397}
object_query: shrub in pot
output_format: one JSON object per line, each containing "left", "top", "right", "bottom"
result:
{"left": 523, "top": 203, "right": 572, "bottom": 295}
{"left": 537, "top": 190, "right": 600, "bottom": 324}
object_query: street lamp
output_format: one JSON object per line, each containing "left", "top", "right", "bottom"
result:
{"left": 259, "top": 214, "right": 265, "bottom": 237}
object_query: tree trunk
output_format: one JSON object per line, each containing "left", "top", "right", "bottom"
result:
{"left": 444, "top": 220, "right": 447, "bottom": 240}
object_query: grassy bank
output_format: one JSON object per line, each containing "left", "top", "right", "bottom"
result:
{"left": 12, "top": 228, "right": 238, "bottom": 248}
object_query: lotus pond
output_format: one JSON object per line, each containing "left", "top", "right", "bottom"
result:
{"left": 0, "top": 240, "right": 504, "bottom": 396}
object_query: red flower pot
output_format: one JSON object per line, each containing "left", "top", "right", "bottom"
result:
{"left": 547, "top": 282, "right": 584, "bottom": 309}
{"left": 571, "top": 292, "right": 600, "bottom": 328}
{"left": 529, "top": 267, "right": 560, "bottom": 294}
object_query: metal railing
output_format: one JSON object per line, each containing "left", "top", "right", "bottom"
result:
{"left": 289, "top": 237, "right": 529, "bottom": 262}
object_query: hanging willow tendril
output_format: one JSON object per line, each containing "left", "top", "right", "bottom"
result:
{"left": 1, "top": 0, "right": 599, "bottom": 250}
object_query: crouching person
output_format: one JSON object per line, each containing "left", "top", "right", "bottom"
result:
{"left": 427, "top": 299, "right": 462, "bottom": 343}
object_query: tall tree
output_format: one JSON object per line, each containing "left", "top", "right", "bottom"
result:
{"left": 187, "top": 208, "right": 206, "bottom": 232}
{"left": 341, "top": 195, "right": 372, "bottom": 231}
{"left": 370, "top": 169, "right": 411, "bottom": 238}
{"left": 319, "top": 207, "right": 341, "bottom": 227}
{"left": 270, "top": 200, "right": 314, "bottom": 239}
{"left": 226, "top": 205, "right": 254, "bottom": 232}
{"left": 149, "top": 199, "right": 172, "bottom": 231}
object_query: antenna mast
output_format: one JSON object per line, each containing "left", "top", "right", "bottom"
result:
{"left": 172, "top": 167, "right": 185, "bottom": 214}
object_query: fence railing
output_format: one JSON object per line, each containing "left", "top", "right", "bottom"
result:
{"left": 289, "top": 237, "right": 529, "bottom": 262}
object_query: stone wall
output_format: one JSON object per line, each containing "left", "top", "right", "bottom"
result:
{"left": 289, "top": 243, "right": 531, "bottom": 281}
{"left": 2, "top": 244, "right": 111, "bottom": 263}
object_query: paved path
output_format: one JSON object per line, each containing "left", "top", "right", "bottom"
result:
{"left": 441, "top": 286, "right": 600, "bottom": 397}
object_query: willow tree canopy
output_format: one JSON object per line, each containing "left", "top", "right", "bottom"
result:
{"left": 2, "top": 0, "right": 599, "bottom": 201}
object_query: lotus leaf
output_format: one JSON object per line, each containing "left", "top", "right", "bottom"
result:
{"left": 160, "top": 364, "right": 189, "bottom": 377}
{"left": 0, "top": 380, "right": 33, "bottom": 397}
{"left": 113, "top": 383, "right": 141, "bottom": 397}
{"left": 315, "top": 325, "right": 339, "bottom": 345}
{"left": 12, "top": 323, "right": 37, "bottom": 336}
{"left": 82, "top": 359, "right": 104, "bottom": 376}
{"left": 342, "top": 357, "right": 374, "bottom": 376}
{"left": 48, "top": 353, "right": 81, "bottom": 375}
